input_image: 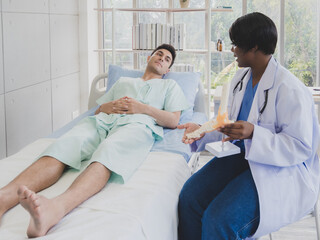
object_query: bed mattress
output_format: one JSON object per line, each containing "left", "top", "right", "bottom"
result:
{"left": 0, "top": 138, "right": 191, "bottom": 240}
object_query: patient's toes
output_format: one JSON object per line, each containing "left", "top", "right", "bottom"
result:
{"left": 17, "top": 185, "right": 29, "bottom": 199}
{"left": 31, "top": 195, "right": 40, "bottom": 208}
{"left": 18, "top": 186, "right": 39, "bottom": 210}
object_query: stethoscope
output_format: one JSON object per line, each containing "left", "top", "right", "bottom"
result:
{"left": 232, "top": 69, "right": 269, "bottom": 124}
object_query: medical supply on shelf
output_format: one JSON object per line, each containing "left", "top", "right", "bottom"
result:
{"left": 217, "top": 39, "right": 223, "bottom": 51}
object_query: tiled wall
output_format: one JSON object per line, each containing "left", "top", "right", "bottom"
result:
{"left": 0, "top": 0, "right": 80, "bottom": 158}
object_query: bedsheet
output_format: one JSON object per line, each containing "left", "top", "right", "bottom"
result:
{"left": 0, "top": 138, "right": 191, "bottom": 240}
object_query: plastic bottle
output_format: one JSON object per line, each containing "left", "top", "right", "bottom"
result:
{"left": 219, "top": 40, "right": 223, "bottom": 51}
{"left": 217, "top": 39, "right": 221, "bottom": 51}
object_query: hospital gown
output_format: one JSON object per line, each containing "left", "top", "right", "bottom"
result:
{"left": 39, "top": 77, "right": 190, "bottom": 183}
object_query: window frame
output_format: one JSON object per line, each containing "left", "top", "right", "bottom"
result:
{"left": 243, "top": 0, "right": 320, "bottom": 86}
{"left": 98, "top": 0, "right": 320, "bottom": 86}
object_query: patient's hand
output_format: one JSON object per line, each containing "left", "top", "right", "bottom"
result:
{"left": 96, "top": 101, "right": 118, "bottom": 115}
{"left": 96, "top": 97, "right": 144, "bottom": 115}
{"left": 118, "top": 97, "right": 144, "bottom": 114}
{"left": 178, "top": 123, "right": 203, "bottom": 144}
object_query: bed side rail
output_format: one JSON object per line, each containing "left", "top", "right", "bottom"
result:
{"left": 88, "top": 73, "right": 109, "bottom": 109}
{"left": 188, "top": 152, "right": 201, "bottom": 175}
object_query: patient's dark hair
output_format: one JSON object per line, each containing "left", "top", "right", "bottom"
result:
{"left": 151, "top": 44, "right": 176, "bottom": 68}
{"left": 229, "top": 12, "right": 277, "bottom": 54}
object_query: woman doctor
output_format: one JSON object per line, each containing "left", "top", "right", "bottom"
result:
{"left": 178, "top": 12, "right": 320, "bottom": 240}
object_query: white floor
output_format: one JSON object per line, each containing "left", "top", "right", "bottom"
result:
{"left": 197, "top": 152, "right": 319, "bottom": 240}
{"left": 260, "top": 217, "right": 317, "bottom": 240}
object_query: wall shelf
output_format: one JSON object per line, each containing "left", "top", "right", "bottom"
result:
{"left": 94, "top": 48, "right": 210, "bottom": 54}
{"left": 94, "top": 7, "right": 233, "bottom": 13}
{"left": 95, "top": 1, "right": 234, "bottom": 117}
{"left": 94, "top": 48, "right": 233, "bottom": 54}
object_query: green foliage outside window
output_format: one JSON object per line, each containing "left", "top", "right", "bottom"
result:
{"left": 102, "top": 0, "right": 318, "bottom": 87}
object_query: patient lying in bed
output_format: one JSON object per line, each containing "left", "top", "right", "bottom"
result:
{"left": 0, "top": 44, "right": 189, "bottom": 238}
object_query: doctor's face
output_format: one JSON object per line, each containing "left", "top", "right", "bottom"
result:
{"left": 231, "top": 45, "right": 253, "bottom": 68}
{"left": 147, "top": 49, "right": 172, "bottom": 75}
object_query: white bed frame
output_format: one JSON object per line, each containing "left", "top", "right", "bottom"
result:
{"left": 0, "top": 73, "right": 208, "bottom": 239}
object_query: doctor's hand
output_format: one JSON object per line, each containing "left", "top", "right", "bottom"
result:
{"left": 217, "top": 120, "right": 254, "bottom": 142}
{"left": 177, "top": 123, "right": 203, "bottom": 144}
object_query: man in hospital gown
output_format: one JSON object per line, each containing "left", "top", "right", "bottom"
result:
{"left": 0, "top": 44, "right": 189, "bottom": 238}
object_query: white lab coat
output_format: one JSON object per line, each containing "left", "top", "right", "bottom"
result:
{"left": 193, "top": 57, "right": 320, "bottom": 237}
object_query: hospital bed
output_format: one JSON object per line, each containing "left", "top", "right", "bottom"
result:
{"left": 0, "top": 65, "right": 208, "bottom": 239}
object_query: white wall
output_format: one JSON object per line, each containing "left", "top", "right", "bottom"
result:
{"left": 3, "top": 13, "right": 50, "bottom": 92}
{"left": 79, "top": 0, "right": 99, "bottom": 113}
{"left": 5, "top": 82, "right": 52, "bottom": 155}
{"left": 0, "top": 10, "right": 4, "bottom": 96}
{"left": 50, "top": 14, "right": 79, "bottom": 79}
{"left": 0, "top": 2, "right": 6, "bottom": 159}
{"left": 0, "top": 0, "right": 81, "bottom": 158}
{"left": 52, "top": 73, "right": 80, "bottom": 131}
{"left": 0, "top": 95, "right": 5, "bottom": 159}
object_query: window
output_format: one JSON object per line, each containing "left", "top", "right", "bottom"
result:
{"left": 210, "top": 0, "right": 242, "bottom": 88}
{"left": 99, "top": 0, "right": 320, "bottom": 87}
{"left": 284, "top": 0, "right": 317, "bottom": 86}
{"left": 247, "top": 0, "right": 319, "bottom": 86}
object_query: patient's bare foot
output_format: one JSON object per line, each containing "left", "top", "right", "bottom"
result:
{"left": 17, "top": 185, "right": 63, "bottom": 238}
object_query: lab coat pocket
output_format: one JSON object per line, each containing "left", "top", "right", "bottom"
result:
{"left": 278, "top": 175, "right": 297, "bottom": 224}
{"left": 298, "top": 162, "right": 316, "bottom": 194}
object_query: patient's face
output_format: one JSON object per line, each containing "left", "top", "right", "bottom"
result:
{"left": 147, "top": 49, "right": 172, "bottom": 75}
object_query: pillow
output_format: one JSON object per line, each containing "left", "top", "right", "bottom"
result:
{"left": 163, "top": 71, "right": 200, "bottom": 109}
{"left": 106, "top": 64, "right": 201, "bottom": 109}
{"left": 163, "top": 71, "right": 201, "bottom": 123}
{"left": 106, "top": 65, "right": 144, "bottom": 93}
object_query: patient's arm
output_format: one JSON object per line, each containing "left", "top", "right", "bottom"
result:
{"left": 95, "top": 98, "right": 128, "bottom": 115}
{"left": 95, "top": 102, "right": 114, "bottom": 115}
{"left": 144, "top": 106, "right": 180, "bottom": 129}
{"left": 96, "top": 96, "right": 180, "bottom": 128}
{"left": 122, "top": 97, "right": 181, "bottom": 128}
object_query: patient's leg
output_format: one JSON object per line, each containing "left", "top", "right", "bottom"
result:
{"left": 18, "top": 162, "right": 110, "bottom": 238}
{"left": 0, "top": 156, "right": 65, "bottom": 221}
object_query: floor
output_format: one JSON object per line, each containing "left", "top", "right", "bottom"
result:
{"left": 259, "top": 217, "right": 317, "bottom": 240}
{"left": 197, "top": 152, "right": 319, "bottom": 240}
